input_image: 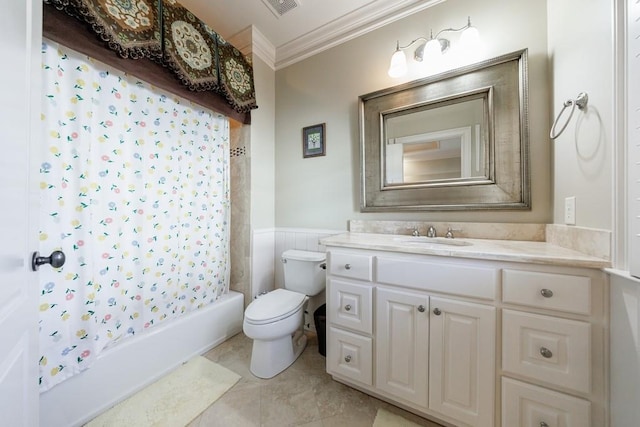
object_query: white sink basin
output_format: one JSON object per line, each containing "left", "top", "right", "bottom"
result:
{"left": 393, "top": 236, "right": 473, "bottom": 247}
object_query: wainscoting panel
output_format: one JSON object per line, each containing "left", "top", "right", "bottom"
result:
{"left": 250, "top": 229, "right": 276, "bottom": 302}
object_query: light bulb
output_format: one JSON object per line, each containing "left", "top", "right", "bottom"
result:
{"left": 423, "top": 38, "right": 443, "bottom": 61}
{"left": 460, "top": 26, "right": 480, "bottom": 48}
{"left": 388, "top": 49, "right": 407, "bottom": 78}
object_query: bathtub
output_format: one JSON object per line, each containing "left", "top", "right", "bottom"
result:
{"left": 39, "top": 291, "right": 244, "bottom": 427}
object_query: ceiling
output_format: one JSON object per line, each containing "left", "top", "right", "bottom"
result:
{"left": 179, "top": 0, "right": 444, "bottom": 69}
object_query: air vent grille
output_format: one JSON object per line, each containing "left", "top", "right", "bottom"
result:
{"left": 261, "top": 0, "right": 300, "bottom": 18}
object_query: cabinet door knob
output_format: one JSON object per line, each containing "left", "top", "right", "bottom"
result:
{"left": 344, "top": 263, "right": 352, "bottom": 270}
{"left": 344, "top": 355, "right": 352, "bottom": 363}
{"left": 433, "top": 308, "right": 441, "bottom": 315}
{"left": 540, "top": 288, "right": 554, "bottom": 298}
{"left": 539, "top": 347, "right": 553, "bottom": 358}
{"left": 417, "top": 305, "right": 426, "bottom": 312}
{"left": 344, "top": 304, "right": 352, "bottom": 312}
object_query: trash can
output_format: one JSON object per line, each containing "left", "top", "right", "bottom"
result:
{"left": 313, "top": 304, "right": 327, "bottom": 356}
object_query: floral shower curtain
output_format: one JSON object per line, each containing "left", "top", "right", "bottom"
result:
{"left": 38, "top": 40, "right": 230, "bottom": 392}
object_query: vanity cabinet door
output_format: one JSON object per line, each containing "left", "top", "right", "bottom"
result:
{"left": 329, "top": 279, "right": 373, "bottom": 334}
{"left": 375, "top": 287, "right": 429, "bottom": 408}
{"left": 429, "top": 297, "right": 496, "bottom": 427}
{"left": 502, "top": 309, "right": 591, "bottom": 394}
{"left": 327, "top": 327, "right": 373, "bottom": 386}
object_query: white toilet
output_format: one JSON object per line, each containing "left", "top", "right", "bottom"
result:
{"left": 243, "top": 249, "right": 326, "bottom": 378}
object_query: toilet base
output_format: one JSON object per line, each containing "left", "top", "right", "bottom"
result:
{"left": 249, "top": 330, "right": 307, "bottom": 379}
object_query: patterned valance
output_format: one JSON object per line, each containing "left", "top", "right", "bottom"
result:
{"left": 44, "top": 0, "right": 257, "bottom": 114}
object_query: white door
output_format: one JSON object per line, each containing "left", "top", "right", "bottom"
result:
{"left": 628, "top": 0, "right": 640, "bottom": 278}
{"left": 0, "top": 1, "right": 42, "bottom": 425}
{"left": 375, "top": 287, "right": 429, "bottom": 407}
{"left": 428, "top": 297, "right": 495, "bottom": 427}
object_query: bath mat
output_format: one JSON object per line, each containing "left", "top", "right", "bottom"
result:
{"left": 373, "top": 408, "right": 424, "bottom": 427}
{"left": 86, "top": 356, "right": 240, "bottom": 427}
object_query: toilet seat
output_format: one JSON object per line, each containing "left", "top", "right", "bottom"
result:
{"left": 244, "top": 289, "right": 307, "bottom": 325}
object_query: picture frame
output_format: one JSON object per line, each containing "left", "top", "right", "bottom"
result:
{"left": 302, "top": 123, "right": 326, "bottom": 158}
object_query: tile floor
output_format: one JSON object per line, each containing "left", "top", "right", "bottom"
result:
{"left": 187, "top": 332, "right": 444, "bottom": 427}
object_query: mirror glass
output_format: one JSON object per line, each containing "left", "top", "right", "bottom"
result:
{"left": 360, "top": 49, "right": 529, "bottom": 211}
{"left": 383, "top": 92, "right": 488, "bottom": 186}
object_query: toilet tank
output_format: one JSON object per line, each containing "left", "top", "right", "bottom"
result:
{"left": 281, "top": 249, "right": 326, "bottom": 296}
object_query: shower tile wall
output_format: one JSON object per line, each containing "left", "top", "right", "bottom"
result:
{"left": 230, "top": 121, "right": 251, "bottom": 305}
{"left": 251, "top": 228, "right": 344, "bottom": 329}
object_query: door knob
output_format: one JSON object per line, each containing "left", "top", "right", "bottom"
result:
{"left": 31, "top": 250, "right": 66, "bottom": 271}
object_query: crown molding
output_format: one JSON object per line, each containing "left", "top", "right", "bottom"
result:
{"left": 274, "top": 0, "right": 445, "bottom": 70}
{"left": 229, "top": 25, "right": 276, "bottom": 70}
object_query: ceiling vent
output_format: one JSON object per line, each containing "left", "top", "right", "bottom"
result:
{"left": 261, "top": 0, "right": 300, "bottom": 18}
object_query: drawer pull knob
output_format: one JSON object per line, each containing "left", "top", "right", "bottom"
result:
{"left": 540, "top": 347, "right": 553, "bottom": 358}
{"left": 540, "top": 288, "right": 554, "bottom": 298}
{"left": 344, "top": 355, "right": 352, "bottom": 363}
{"left": 417, "top": 305, "right": 426, "bottom": 312}
{"left": 433, "top": 308, "right": 441, "bottom": 315}
{"left": 344, "top": 304, "right": 352, "bottom": 312}
{"left": 540, "top": 422, "right": 549, "bottom": 427}
{"left": 344, "top": 263, "right": 352, "bottom": 270}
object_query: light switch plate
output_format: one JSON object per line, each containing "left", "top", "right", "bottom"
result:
{"left": 564, "top": 196, "right": 576, "bottom": 225}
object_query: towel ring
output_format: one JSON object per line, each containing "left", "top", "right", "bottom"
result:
{"left": 550, "top": 92, "right": 588, "bottom": 139}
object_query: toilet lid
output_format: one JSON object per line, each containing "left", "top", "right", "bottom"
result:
{"left": 281, "top": 249, "right": 326, "bottom": 262}
{"left": 245, "top": 288, "right": 307, "bottom": 325}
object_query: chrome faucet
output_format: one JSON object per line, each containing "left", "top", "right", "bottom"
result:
{"left": 445, "top": 227, "right": 462, "bottom": 238}
{"left": 426, "top": 226, "right": 437, "bottom": 238}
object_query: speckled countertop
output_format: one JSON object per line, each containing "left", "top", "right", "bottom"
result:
{"left": 321, "top": 232, "right": 611, "bottom": 269}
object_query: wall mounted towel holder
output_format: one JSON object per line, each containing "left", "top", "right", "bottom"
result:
{"left": 550, "top": 92, "right": 589, "bottom": 139}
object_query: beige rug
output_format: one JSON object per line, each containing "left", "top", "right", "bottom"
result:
{"left": 86, "top": 356, "right": 240, "bottom": 427}
{"left": 373, "top": 408, "right": 423, "bottom": 427}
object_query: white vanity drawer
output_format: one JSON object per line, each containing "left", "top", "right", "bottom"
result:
{"left": 502, "top": 377, "right": 591, "bottom": 427}
{"left": 502, "top": 310, "right": 591, "bottom": 393}
{"left": 327, "top": 327, "right": 373, "bottom": 386}
{"left": 502, "top": 269, "right": 591, "bottom": 315}
{"left": 376, "top": 256, "right": 497, "bottom": 300}
{"left": 329, "top": 251, "right": 373, "bottom": 282}
{"left": 329, "top": 279, "right": 373, "bottom": 334}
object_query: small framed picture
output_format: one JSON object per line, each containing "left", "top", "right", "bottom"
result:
{"left": 302, "top": 123, "right": 326, "bottom": 158}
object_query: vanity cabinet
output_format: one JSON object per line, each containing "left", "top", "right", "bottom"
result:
{"left": 326, "top": 251, "right": 374, "bottom": 386}
{"left": 327, "top": 249, "right": 498, "bottom": 427}
{"left": 324, "top": 245, "right": 608, "bottom": 427}
{"left": 500, "top": 268, "right": 605, "bottom": 427}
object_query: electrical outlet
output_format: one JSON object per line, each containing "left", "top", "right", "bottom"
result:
{"left": 564, "top": 196, "right": 576, "bottom": 225}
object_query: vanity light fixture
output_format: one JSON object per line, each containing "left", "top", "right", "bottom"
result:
{"left": 387, "top": 16, "right": 480, "bottom": 78}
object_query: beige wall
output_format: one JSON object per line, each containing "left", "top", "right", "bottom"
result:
{"left": 548, "top": 0, "right": 613, "bottom": 230}
{"left": 230, "top": 46, "right": 276, "bottom": 306}
{"left": 275, "top": 0, "right": 551, "bottom": 230}
{"left": 250, "top": 54, "right": 276, "bottom": 229}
